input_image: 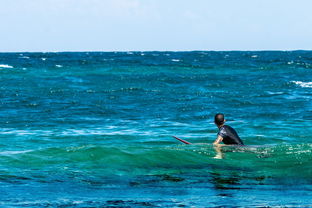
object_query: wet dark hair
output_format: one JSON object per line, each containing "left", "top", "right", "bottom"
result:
{"left": 214, "top": 113, "right": 225, "bottom": 125}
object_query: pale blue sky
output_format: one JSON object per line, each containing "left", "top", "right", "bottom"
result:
{"left": 1, "top": 0, "right": 312, "bottom": 52}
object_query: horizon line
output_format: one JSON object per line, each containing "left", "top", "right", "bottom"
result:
{"left": 0, "top": 49, "right": 311, "bottom": 53}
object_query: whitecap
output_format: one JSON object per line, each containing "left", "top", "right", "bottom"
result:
{"left": 0, "top": 64, "right": 13, "bottom": 69}
{"left": 251, "top": 55, "right": 258, "bottom": 58}
{"left": 266, "top": 91, "right": 284, "bottom": 95}
{"left": 20, "top": 56, "right": 30, "bottom": 59}
{"left": 171, "top": 59, "right": 180, "bottom": 62}
{"left": 291, "top": 81, "right": 312, "bottom": 88}
{"left": 41, "top": 58, "right": 47, "bottom": 61}
{"left": 55, "top": 64, "right": 63, "bottom": 68}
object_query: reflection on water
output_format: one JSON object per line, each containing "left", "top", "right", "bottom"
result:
{"left": 213, "top": 145, "right": 224, "bottom": 159}
{"left": 210, "top": 171, "right": 243, "bottom": 190}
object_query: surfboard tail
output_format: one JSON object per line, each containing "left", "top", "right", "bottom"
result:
{"left": 172, "top": 136, "right": 192, "bottom": 144}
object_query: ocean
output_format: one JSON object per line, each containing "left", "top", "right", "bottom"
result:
{"left": 0, "top": 51, "right": 311, "bottom": 207}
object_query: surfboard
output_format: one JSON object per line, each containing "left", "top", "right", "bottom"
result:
{"left": 172, "top": 136, "right": 192, "bottom": 144}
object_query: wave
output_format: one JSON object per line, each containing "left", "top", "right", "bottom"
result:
{"left": 0, "top": 64, "right": 13, "bottom": 69}
{"left": 291, "top": 81, "right": 312, "bottom": 88}
{"left": 1, "top": 144, "right": 311, "bottom": 176}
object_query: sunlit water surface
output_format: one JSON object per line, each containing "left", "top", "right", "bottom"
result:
{"left": 0, "top": 51, "right": 311, "bottom": 207}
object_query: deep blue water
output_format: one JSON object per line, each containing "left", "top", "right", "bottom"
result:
{"left": 0, "top": 51, "right": 312, "bottom": 207}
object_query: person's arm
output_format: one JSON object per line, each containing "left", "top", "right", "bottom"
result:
{"left": 213, "top": 135, "right": 223, "bottom": 145}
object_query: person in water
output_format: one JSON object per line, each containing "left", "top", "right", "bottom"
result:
{"left": 213, "top": 113, "right": 244, "bottom": 145}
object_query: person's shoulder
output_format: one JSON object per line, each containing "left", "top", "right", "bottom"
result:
{"left": 224, "top": 125, "right": 238, "bottom": 133}
{"left": 219, "top": 126, "right": 226, "bottom": 134}
{"left": 219, "top": 125, "right": 226, "bottom": 130}
{"left": 223, "top": 125, "right": 236, "bottom": 132}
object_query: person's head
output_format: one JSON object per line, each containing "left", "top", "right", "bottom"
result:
{"left": 214, "top": 113, "right": 225, "bottom": 127}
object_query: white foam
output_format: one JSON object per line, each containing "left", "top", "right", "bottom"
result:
{"left": 41, "top": 58, "right": 47, "bottom": 61}
{"left": 0, "top": 64, "right": 13, "bottom": 69}
{"left": 291, "top": 81, "right": 312, "bottom": 88}
{"left": 0, "top": 129, "right": 53, "bottom": 136}
{"left": 60, "top": 128, "right": 157, "bottom": 136}
{"left": 266, "top": 91, "right": 284, "bottom": 95}
{"left": 251, "top": 55, "right": 258, "bottom": 58}
{"left": 55, "top": 64, "right": 63, "bottom": 68}
{"left": 20, "top": 56, "right": 30, "bottom": 59}
{"left": 0, "top": 150, "right": 33, "bottom": 155}
{"left": 0, "top": 126, "right": 163, "bottom": 137}
{"left": 171, "top": 59, "right": 180, "bottom": 62}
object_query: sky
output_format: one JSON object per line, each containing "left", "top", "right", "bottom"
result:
{"left": 0, "top": 0, "right": 312, "bottom": 52}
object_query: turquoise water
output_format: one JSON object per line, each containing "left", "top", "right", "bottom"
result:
{"left": 0, "top": 51, "right": 311, "bottom": 207}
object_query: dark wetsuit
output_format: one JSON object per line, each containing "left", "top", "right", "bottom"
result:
{"left": 218, "top": 125, "right": 244, "bottom": 145}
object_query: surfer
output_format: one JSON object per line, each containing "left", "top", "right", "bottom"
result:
{"left": 213, "top": 113, "right": 244, "bottom": 146}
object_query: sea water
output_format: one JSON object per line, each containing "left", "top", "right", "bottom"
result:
{"left": 0, "top": 51, "right": 311, "bottom": 207}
